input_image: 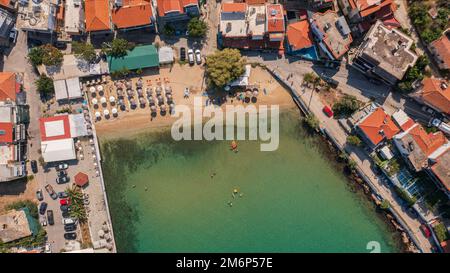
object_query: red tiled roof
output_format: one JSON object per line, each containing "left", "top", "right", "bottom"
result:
{"left": 222, "top": 3, "right": 247, "bottom": 13}
{"left": 75, "top": 172, "right": 89, "bottom": 187}
{"left": 430, "top": 32, "right": 450, "bottom": 71}
{"left": 266, "top": 4, "right": 284, "bottom": 33}
{"left": 420, "top": 77, "right": 450, "bottom": 115}
{"left": 245, "top": 0, "right": 266, "bottom": 4}
{"left": 0, "top": 72, "right": 17, "bottom": 102}
{"left": 358, "top": 107, "right": 400, "bottom": 146}
{"left": 287, "top": 21, "right": 313, "bottom": 51}
{"left": 0, "top": 0, "right": 11, "bottom": 8}
{"left": 39, "top": 115, "right": 71, "bottom": 142}
{"left": 157, "top": 0, "right": 197, "bottom": 16}
{"left": 431, "top": 148, "right": 450, "bottom": 191}
{"left": 409, "top": 124, "right": 447, "bottom": 156}
{"left": 85, "top": 0, "right": 111, "bottom": 32}
{"left": 0, "top": 122, "right": 13, "bottom": 143}
{"left": 399, "top": 118, "right": 415, "bottom": 131}
{"left": 112, "top": 0, "right": 153, "bottom": 29}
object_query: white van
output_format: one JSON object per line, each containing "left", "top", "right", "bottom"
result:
{"left": 62, "top": 218, "right": 76, "bottom": 225}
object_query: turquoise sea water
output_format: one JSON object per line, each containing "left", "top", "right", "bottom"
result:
{"left": 101, "top": 110, "right": 400, "bottom": 253}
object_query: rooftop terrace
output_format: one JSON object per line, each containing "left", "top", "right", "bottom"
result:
{"left": 359, "top": 20, "right": 417, "bottom": 80}
{"left": 16, "top": 0, "right": 57, "bottom": 32}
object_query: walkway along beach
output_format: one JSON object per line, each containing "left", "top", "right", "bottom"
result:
{"left": 268, "top": 65, "right": 432, "bottom": 253}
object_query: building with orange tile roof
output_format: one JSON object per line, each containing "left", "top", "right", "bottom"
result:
{"left": 411, "top": 77, "right": 450, "bottom": 117}
{"left": 85, "top": 0, "right": 112, "bottom": 32}
{"left": 355, "top": 107, "right": 400, "bottom": 148}
{"left": 0, "top": 0, "right": 16, "bottom": 11}
{"left": 310, "top": 10, "right": 352, "bottom": 60}
{"left": 0, "top": 122, "right": 13, "bottom": 143}
{"left": 428, "top": 148, "right": 450, "bottom": 198}
{"left": 286, "top": 20, "right": 314, "bottom": 52}
{"left": 222, "top": 2, "right": 247, "bottom": 13}
{"left": 112, "top": 0, "right": 155, "bottom": 30}
{"left": 429, "top": 29, "right": 450, "bottom": 71}
{"left": 155, "top": 0, "right": 199, "bottom": 30}
{"left": 0, "top": 72, "right": 19, "bottom": 103}
{"left": 394, "top": 123, "right": 448, "bottom": 172}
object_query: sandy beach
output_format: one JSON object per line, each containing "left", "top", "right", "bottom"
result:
{"left": 94, "top": 64, "right": 296, "bottom": 139}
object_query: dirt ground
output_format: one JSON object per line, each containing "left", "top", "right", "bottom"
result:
{"left": 0, "top": 177, "right": 37, "bottom": 214}
{"left": 95, "top": 64, "right": 296, "bottom": 139}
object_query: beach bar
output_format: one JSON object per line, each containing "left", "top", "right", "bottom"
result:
{"left": 107, "top": 45, "right": 159, "bottom": 72}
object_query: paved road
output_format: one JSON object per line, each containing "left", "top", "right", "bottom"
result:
{"left": 2, "top": 30, "right": 70, "bottom": 252}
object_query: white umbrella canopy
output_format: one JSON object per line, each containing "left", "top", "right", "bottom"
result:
{"left": 95, "top": 111, "right": 101, "bottom": 118}
{"left": 103, "top": 109, "right": 110, "bottom": 116}
{"left": 100, "top": 97, "right": 107, "bottom": 104}
{"left": 91, "top": 98, "right": 98, "bottom": 104}
{"left": 97, "top": 85, "right": 104, "bottom": 91}
{"left": 111, "top": 107, "right": 118, "bottom": 114}
{"left": 89, "top": 86, "right": 96, "bottom": 93}
{"left": 253, "top": 90, "right": 259, "bottom": 97}
{"left": 109, "top": 96, "right": 116, "bottom": 103}
{"left": 150, "top": 105, "right": 157, "bottom": 112}
{"left": 246, "top": 90, "right": 252, "bottom": 97}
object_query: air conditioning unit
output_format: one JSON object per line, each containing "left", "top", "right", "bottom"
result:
{"left": 73, "top": 0, "right": 81, "bottom": 6}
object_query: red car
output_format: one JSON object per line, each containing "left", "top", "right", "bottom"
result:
{"left": 420, "top": 224, "right": 431, "bottom": 238}
{"left": 323, "top": 105, "right": 334, "bottom": 117}
{"left": 59, "top": 199, "right": 69, "bottom": 206}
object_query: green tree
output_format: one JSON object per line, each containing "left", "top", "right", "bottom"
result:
{"left": 35, "top": 75, "right": 54, "bottom": 96}
{"left": 188, "top": 17, "right": 208, "bottom": 38}
{"left": 66, "top": 185, "right": 87, "bottom": 223}
{"left": 102, "top": 38, "right": 135, "bottom": 57}
{"left": 379, "top": 199, "right": 391, "bottom": 210}
{"left": 27, "top": 46, "right": 45, "bottom": 66}
{"left": 27, "top": 45, "right": 63, "bottom": 67}
{"left": 40, "top": 44, "right": 64, "bottom": 66}
{"left": 205, "top": 49, "right": 246, "bottom": 88}
{"left": 433, "top": 223, "right": 449, "bottom": 242}
{"left": 347, "top": 135, "right": 362, "bottom": 146}
{"left": 72, "top": 41, "right": 97, "bottom": 63}
{"left": 332, "top": 95, "right": 362, "bottom": 117}
{"left": 304, "top": 114, "right": 319, "bottom": 130}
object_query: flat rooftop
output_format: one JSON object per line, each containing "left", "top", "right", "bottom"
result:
{"left": 16, "top": 0, "right": 57, "bottom": 32}
{"left": 432, "top": 149, "right": 450, "bottom": 191}
{"left": 359, "top": 20, "right": 417, "bottom": 80}
{"left": 64, "top": 0, "right": 84, "bottom": 34}
{"left": 0, "top": 209, "right": 32, "bottom": 243}
{"left": 247, "top": 5, "right": 266, "bottom": 37}
{"left": 312, "top": 10, "right": 352, "bottom": 59}
{"left": 0, "top": 144, "right": 14, "bottom": 165}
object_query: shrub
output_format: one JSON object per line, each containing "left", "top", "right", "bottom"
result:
{"left": 394, "top": 186, "right": 417, "bottom": 207}
{"left": 347, "top": 135, "right": 362, "bottom": 146}
{"left": 380, "top": 199, "right": 391, "bottom": 210}
{"left": 433, "top": 223, "right": 449, "bottom": 243}
{"left": 188, "top": 17, "right": 208, "bottom": 38}
{"left": 35, "top": 75, "right": 54, "bottom": 96}
{"left": 332, "top": 95, "right": 362, "bottom": 117}
{"left": 304, "top": 114, "right": 320, "bottom": 130}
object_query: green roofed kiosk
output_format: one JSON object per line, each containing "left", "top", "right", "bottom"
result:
{"left": 107, "top": 45, "right": 159, "bottom": 72}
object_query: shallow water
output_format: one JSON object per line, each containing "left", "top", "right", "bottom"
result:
{"left": 101, "top": 110, "right": 400, "bottom": 253}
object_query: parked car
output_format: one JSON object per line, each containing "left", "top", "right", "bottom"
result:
{"left": 64, "top": 224, "right": 76, "bottom": 232}
{"left": 47, "top": 210, "right": 54, "bottom": 225}
{"left": 187, "top": 49, "right": 194, "bottom": 65}
{"left": 36, "top": 189, "right": 44, "bottom": 201}
{"left": 421, "top": 106, "right": 434, "bottom": 115}
{"left": 194, "top": 49, "right": 202, "bottom": 65}
{"left": 180, "top": 47, "right": 186, "bottom": 61}
{"left": 55, "top": 163, "right": 69, "bottom": 171}
{"left": 30, "top": 160, "right": 38, "bottom": 174}
{"left": 420, "top": 224, "right": 432, "bottom": 238}
{"left": 57, "top": 170, "right": 67, "bottom": 177}
{"left": 39, "top": 202, "right": 48, "bottom": 215}
{"left": 56, "top": 176, "right": 70, "bottom": 184}
{"left": 323, "top": 105, "right": 334, "bottom": 118}
{"left": 58, "top": 191, "right": 68, "bottom": 199}
{"left": 62, "top": 218, "right": 76, "bottom": 226}
{"left": 60, "top": 204, "right": 69, "bottom": 212}
{"left": 64, "top": 232, "right": 77, "bottom": 240}
{"left": 60, "top": 199, "right": 69, "bottom": 206}
{"left": 45, "top": 184, "right": 58, "bottom": 200}
{"left": 62, "top": 210, "right": 70, "bottom": 218}
{"left": 9, "top": 27, "right": 17, "bottom": 44}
